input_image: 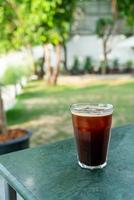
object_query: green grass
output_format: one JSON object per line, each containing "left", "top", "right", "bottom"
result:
{"left": 6, "top": 79, "right": 134, "bottom": 147}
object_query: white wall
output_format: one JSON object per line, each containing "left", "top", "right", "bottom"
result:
{"left": 1, "top": 83, "right": 23, "bottom": 111}
{"left": 66, "top": 35, "right": 134, "bottom": 67}
{"left": 67, "top": 35, "right": 102, "bottom": 67}
{"left": 0, "top": 35, "right": 134, "bottom": 74}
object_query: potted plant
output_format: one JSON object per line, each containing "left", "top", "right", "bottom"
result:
{"left": 0, "top": 67, "right": 32, "bottom": 155}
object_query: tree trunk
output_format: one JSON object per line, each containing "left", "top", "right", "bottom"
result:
{"left": 63, "top": 43, "right": 68, "bottom": 71}
{"left": 51, "top": 44, "right": 61, "bottom": 85}
{"left": 0, "top": 88, "right": 7, "bottom": 134}
{"left": 44, "top": 44, "right": 52, "bottom": 84}
{"left": 111, "top": 0, "right": 118, "bottom": 20}
{"left": 38, "top": 56, "right": 45, "bottom": 79}
{"left": 102, "top": 39, "right": 108, "bottom": 74}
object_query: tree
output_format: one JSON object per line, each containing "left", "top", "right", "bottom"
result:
{"left": 0, "top": 0, "right": 77, "bottom": 84}
{"left": 95, "top": 0, "right": 134, "bottom": 74}
{"left": 0, "top": 0, "right": 77, "bottom": 133}
{"left": 14, "top": 0, "right": 77, "bottom": 84}
{"left": 96, "top": 18, "right": 114, "bottom": 74}
{"left": 27, "top": 0, "right": 77, "bottom": 85}
{"left": 53, "top": 0, "right": 77, "bottom": 73}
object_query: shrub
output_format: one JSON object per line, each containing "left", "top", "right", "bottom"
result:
{"left": 124, "top": 60, "right": 133, "bottom": 68}
{"left": 2, "top": 66, "right": 22, "bottom": 85}
{"left": 70, "top": 57, "right": 80, "bottom": 75}
{"left": 112, "top": 59, "right": 119, "bottom": 68}
{"left": 83, "top": 57, "right": 93, "bottom": 73}
{"left": 124, "top": 60, "right": 133, "bottom": 73}
{"left": 110, "top": 59, "right": 120, "bottom": 74}
{"left": 35, "top": 57, "right": 45, "bottom": 78}
{"left": 2, "top": 64, "right": 32, "bottom": 85}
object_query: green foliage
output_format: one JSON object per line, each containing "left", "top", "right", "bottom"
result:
{"left": 95, "top": 18, "right": 113, "bottom": 37}
{"left": 0, "top": 1, "right": 16, "bottom": 53}
{"left": 117, "top": 0, "right": 134, "bottom": 26}
{"left": 71, "top": 57, "right": 80, "bottom": 74}
{"left": 112, "top": 59, "right": 119, "bottom": 68}
{"left": 2, "top": 66, "right": 22, "bottom": 85}
{"left": 34, "top": 57, "right": 45, "bottom": 78}
{"left": 0, "top": 0, "right": 134, "bottom": 54}
{"left": 0, "top": 0, "right": 77, "bottom": 53}
{"left": 124, "top": 60, "right": 133, "bottom": 68}
{"left": 1, "top": 64, "right": 31, "bottom": 85}
{"left": 83, "top": 56, "right": 93, "bottom": 73}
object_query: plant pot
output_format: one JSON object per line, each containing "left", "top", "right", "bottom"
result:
{"left": 0, "top": 129, "right": 32, "bottom": 155}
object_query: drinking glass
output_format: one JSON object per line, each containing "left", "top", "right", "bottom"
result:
{"left": 70, "top": 103, "right": 113, "bottom": 169}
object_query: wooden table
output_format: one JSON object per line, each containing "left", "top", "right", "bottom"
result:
{"left": 0, "top": 124, "right": 134, "bottom": 200}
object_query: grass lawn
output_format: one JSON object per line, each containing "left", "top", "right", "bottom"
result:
{"left": 6, "top": 76, "right": 134, "bottom": 147}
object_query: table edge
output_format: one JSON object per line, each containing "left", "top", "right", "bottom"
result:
{"left": 0, "top": 163, "right": 38, "bottom": 200}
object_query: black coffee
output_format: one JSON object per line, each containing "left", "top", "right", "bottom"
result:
{"left": 72, "top": 113, "right": 112, "bottom": 166}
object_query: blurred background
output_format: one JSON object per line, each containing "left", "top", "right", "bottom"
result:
{"left": 0, "top": 0, "right": 134, "bottom": 147}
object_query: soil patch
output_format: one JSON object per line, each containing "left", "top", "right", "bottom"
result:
{"left": 0, "top": 129, "right": 27, "bottom": 143}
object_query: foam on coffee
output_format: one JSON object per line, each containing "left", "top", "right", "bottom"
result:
{"left": 71, "top": 104, "right": 113, "bottom": 117}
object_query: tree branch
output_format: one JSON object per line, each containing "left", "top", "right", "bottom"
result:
{"left": 5, "top": 0, "right": 23, "bottom": 26}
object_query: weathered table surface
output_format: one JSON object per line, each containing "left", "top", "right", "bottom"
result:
{"left": 0, "top": 124, "right": 134, "bottom": 200}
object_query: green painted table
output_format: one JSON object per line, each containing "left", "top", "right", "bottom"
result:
{"left": 0, "top": 124, "right": 134, "bottom": 200}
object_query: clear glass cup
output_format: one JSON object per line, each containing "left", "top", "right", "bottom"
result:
{"left": 70, "top": 103, "right": 113, "bottom": 170}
